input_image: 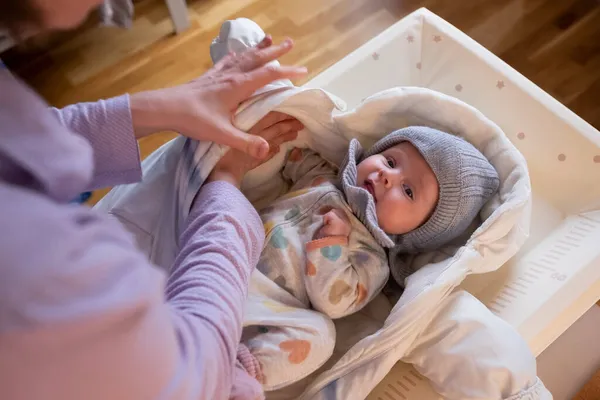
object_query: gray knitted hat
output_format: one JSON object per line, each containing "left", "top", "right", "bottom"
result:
{"left": 340, "top": 126, "right": 500, "bottom": 256}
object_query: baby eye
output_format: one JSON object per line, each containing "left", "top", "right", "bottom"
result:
{"left": 386, "top": 157, "right": 395, "bottom": 168}
{"left": 403, "top": 184, "right": 414, "bottom": 200}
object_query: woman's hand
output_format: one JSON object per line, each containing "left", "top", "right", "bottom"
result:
{"left": 206, "top": 112, "right": 303, "bottom": 188}
{"left": 130, "top": 36, "right": 307, "bottom": 160}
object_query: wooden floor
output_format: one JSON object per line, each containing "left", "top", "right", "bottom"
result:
{"left": 575, "top": 368, "right": 600, "bottom": 400}
{"left": 3, "top": 0, "right": 600, "bottom": 202}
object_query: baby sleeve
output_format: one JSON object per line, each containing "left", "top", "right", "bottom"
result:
{"left": 303, "top": 236, "right": 389, "bottom": 319}
{"left": 282, "top": 148, "right": 338, "bottom": 189}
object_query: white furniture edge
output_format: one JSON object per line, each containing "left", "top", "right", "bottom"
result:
{"left": 307, "top": 8, "right": 600, "bottom": 148}
{"left": 165, "top": 0, "right": 190, "bottom": 34}
{"left": 307, "top": 7, "right": 600, "bottom": 357}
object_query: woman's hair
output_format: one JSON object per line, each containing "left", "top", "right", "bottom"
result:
{"left": 0, "top": 0, "right": 43, "bottom": 39}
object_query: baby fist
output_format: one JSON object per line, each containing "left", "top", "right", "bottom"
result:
{"left": 315, "top": 208, "right": 352, "bottom": 240}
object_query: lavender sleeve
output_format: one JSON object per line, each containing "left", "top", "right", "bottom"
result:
{"left": 1, "top": 180, "right": 264, "bottom": 400}
{"left": 166, "top": 181, "right": 265, "bottom": 398}
{"left": 48, "top": 95, "right": 142, "bottom": 190}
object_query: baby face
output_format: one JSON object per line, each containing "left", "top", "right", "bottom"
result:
{"left": 356, "top": 142, "right": 439, "bottom": 235}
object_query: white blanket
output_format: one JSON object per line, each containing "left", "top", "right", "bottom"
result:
{"left": 96, "top": 18, "right": 551, "bottom": 400}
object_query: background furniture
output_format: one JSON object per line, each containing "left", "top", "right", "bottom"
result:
{"left": 0, "top": 0, "right": 190, "bottom": 54}
{"left": 299, "top": 9, "right": 600, "bottom": 398}
{"left": 164, "top": 0, "right": 190, "bottom": 33}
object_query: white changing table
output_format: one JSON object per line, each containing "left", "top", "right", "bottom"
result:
{"left": 304, "top": 7, "right": 600, "bottom": 399}
{"left": 165, "top": 0, "right": 190, "bottom": 33}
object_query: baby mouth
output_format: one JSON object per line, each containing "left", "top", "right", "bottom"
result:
{"left": 363, "top": 181, "right": 377, "bottom": 203}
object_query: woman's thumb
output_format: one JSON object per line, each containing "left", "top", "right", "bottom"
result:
{"left": 224, "top": 126, "right": 270, "bottom": 159}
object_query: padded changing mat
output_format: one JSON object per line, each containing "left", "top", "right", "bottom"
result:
{"left": 301, "top": 7, "right": 600, "bottom": 399}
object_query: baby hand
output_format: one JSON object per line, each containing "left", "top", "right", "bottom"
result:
{"left": 314, "top": 208, "right": 352, "bottom": 240}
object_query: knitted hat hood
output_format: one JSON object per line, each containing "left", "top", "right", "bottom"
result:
{"left": 340, "top": 126, "right": 500, "bottom": 256}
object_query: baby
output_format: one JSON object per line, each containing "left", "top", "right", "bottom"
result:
{"left": 242, "top": 126, "right": 500, "bottom": 390}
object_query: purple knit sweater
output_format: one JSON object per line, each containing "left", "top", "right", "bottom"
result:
{"left": 0, "top": 67, "right": 264, "bottom": 399}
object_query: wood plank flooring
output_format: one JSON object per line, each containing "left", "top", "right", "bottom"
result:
{"left": 574, "top": 367, "right": 600, "bottom": 400}
{"left": 2, "top": 0, "right": 600, "bottom": 204}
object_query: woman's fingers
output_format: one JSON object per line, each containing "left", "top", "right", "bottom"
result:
{"left": 238, "top": 64, "right": 307, "bottom": 100}
{"left": 242, "top": 38, "right": 294, "bottom": 70}
{"left": 218, "top": 124, "right": 270, "bottom": 159}
{"left": 173, "top": 36, "right": 305, "bottom": 156}
{"left": 216, "top": 38, "right": 293, "bottom": 73}
{"left": 211, "top": 37, "right": 307, "bottom": 101}
{"left": 212, "top": 114, "right": 301, "bottom": 160}
{"left": 269, "top": 131, "right": 299, "bottom": 150}
{"left": 258, "top": 119, "right": 303, "bottom": 142}
{"left": 257, "top": 35, "right": 273, "bottom": 49}
{"left": 250, "top": 112, "right": 301, "bottom": 135}
{"left": 214, "top": 35, "right": 286, "bottom": 73}
{"left": 253, "top": 130, "right": 299, "bottom": 165}
{"left": 266, "top": 144, "right": 280, "bottom": 159}
{"left": 252, "top": 142, "right": 283, "bottom": 168}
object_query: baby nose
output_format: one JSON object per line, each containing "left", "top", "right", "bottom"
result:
{"left": 378, "top": 170, "right": 392, "bottom": 188}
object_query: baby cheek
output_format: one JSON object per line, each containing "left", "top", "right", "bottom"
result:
{"left": 356, "top": 157, "right": 377, "bottom": 181}
{"left": 377, "top": 197, "right": 411, "bottom": 235}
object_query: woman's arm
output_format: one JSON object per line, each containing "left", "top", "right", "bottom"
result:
{"left": 0, "top": 180, "right": 264, "bottom": 400}
{"left": 49, "top": 36, "right": 306, "bottom": 191}
{"left": 49, "top": 95, "right": 142, "bottom": 190}
{"left": 0, "top": 113, "right": 300, "bottom": 400}
{"left": 166, "top": 181, "right": 266, "bottom": 398}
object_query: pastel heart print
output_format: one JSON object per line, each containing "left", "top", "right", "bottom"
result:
{"left": 288, "top": 148, "right": 303, "bottom": 162}
{"left": 269, "top": 226, "right": 288, "bottom": 249}
{"left": 321, "top": 245, "right": 342, "bottom": 261}
{"left": 285, "top": 205, "right": 301, "bottom": 221}
{"left": 262, "top": 300, "right": 294, "bottom": 313}
{"left": 306, "top": 260, "right": 317, "bottom": 276}
{"left": 279, "top": 339, "right": 311, "bottom": 364}
{"left": 356, "top": 283, "right": 368, "bottom": 304}
{"left": 329, "top": 280, "right": 352, "bottom": 304}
